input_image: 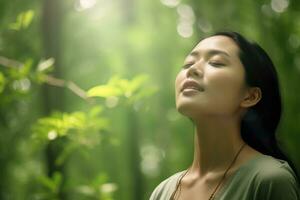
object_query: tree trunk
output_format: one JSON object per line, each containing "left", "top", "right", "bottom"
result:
{"left": 41, "top": 0, "right": 66, "bottom": 199}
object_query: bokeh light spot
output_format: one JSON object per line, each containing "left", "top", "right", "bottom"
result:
{"left": 74, "top": 0, "right": 97, "bottom": 11}
{"left": 140, "top": 144, "right": 165, "bottom": 177}
{"left": 160, "top": 0, "right": 181, "bottom": 8}
{"left": 105, "top": 96, "right": 119, "bottom": 108}
{"left": 176, "top": 4, "right": 195, "bottom": 38}
{"left": 271, "top": 0, "right": 289, "bottom": 13}
{"left": 48, "top": 130, "right": 58, "bottom": 140}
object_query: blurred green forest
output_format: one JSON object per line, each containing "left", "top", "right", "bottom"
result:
{"left": 0, "top": 0, "right": 300, "bottom": 199}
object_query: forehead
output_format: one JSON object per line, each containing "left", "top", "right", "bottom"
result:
{"left": 192, "top": 35, "right": 240, "bottom": 57}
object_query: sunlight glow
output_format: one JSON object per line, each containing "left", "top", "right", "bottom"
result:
{"left": 48, "top": 130, "right": 58, "bottom": 140}
{"left": 105, "top": 96, "right": 119, "bottom": 108}
{"left": 177, "top": 4, "right": 195, "bottom": 23}
{"left": 140, "top": 144, "right": 165, "bottom": 177}
{"left": 160, "top": 0, "right": 181, "bottom": 8}
{"left": 75, "top": 0, "right": 97, "bottom": 11}
{"left": 271, "top": 0, "right": 289, "bottom": 13}
{"left": 12, "top": 78, "right": 31, "bottom": 92}
{"left": 100, "top": 183, "right": 118, "bottom": 194}
{"left": 177, "top": 23, "right": 193, "bottom": 38}
{"left": 197, "top": 18, "right": 212, "bottom": 33}
{"left": 176, "top": 4, "right": 195, "bottom": 38}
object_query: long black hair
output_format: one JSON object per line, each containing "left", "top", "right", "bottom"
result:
{"left": 209, "top": 31, "right": 299, "bottom": 182}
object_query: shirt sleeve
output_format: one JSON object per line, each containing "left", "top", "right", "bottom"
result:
{"left": 252, "top": 163, "right": 300, "bottom": 200}
{"left": 149, "top": 178, "right": 170, "bottom": 200}
{"left": 149, "top": 171, "right": 184, "bottom": 200}
{"left": 149, "top": 183, "right": 161, "bottom": 200}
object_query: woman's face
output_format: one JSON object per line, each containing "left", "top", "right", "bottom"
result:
{"left": 175, "top": 35, "right": 249, "bottom": 119}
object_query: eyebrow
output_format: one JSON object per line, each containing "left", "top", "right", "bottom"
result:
{"left": 189, "top": 49, "right": 230, "bottom": 58}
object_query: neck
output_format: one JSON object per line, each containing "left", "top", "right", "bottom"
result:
{"left": 189, "top": 115, "right": 245, "bottom": 178}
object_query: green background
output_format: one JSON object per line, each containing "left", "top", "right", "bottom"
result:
{"left": 0, "top": 0, "right": 299, "bottom": 199}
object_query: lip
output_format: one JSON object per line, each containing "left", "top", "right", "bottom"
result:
{"left": 181, "top": 79, "right": 204, "bottom": 92}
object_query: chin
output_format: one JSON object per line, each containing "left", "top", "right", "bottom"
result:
{"left": 176, "top": 103, "right": 199, "bottom": 118}
{"left": 176, "top": 101, "right": 214, "bottom": 120}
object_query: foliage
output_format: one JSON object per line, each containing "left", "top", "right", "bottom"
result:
{"left": 1, "top": 1, "right": 300, "bottom": 200}
{"left": 31, "top": 107, "right": 109, "bottom": 163}
{"left": 9, "top": 10, "right": 35, "bottom": 31}
{"left": 87, "top": 74, "right": 158, "bottom": 105}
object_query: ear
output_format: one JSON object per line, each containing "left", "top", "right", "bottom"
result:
{"left": 240, "top": 87, "right": 262, "bottom": 108}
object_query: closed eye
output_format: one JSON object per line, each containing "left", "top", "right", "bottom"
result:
{"left": 182, "top": 63, "right": 194, "bottom": 69}
{"left": 209, "top": 61, "right": 225, "bottom": 67}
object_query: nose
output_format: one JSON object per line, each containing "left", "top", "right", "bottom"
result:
{"left": 186, "top": 63, "right": 203, "bottom": 78}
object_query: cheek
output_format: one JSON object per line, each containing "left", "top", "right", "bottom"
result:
{"left": 207, "top": 70, "right": 245, "bottom": 104}
{"left": 175, "top": 70, "right": 185, "bottom": 93}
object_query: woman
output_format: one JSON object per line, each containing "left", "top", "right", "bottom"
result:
{"left": 150, "top": 31, "right": 300, "bottom": 200}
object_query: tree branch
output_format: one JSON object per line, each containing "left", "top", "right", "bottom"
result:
{"left": 0, "top": 56, "right": 24, "bottom": 68}
{"left": 0, "top": 55, "right": 95, "bottom": 104}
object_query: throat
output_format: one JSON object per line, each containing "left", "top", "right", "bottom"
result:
{"left": 190, "top": 122, "right": 246, "bottom": 176}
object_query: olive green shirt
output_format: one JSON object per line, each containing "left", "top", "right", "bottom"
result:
{"left": 150, "top": 154, "right": 300, "bottom": 200}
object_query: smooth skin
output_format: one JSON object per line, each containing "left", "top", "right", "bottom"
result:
{"left": 174, "top": 36, "right": 263, "bottom": 199}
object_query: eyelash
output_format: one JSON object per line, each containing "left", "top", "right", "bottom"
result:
{"left": 209, "top": 61, "right": 225, "bottom": 67}
{"left": 182, "top": 61, "right": 225, "bottom": 69}
{"left": 182, "top": 63, "right": 193, "bottom": 69}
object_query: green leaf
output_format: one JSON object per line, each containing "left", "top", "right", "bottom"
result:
{"left": 21, "top": 10, "right": 35, "bottom": 28}
{"left": 138, "top": 85, "right": 158, "bottom": 98}
{"left": 125, "top": 74, "right": 149, "bottom": 97}
{"left": 91, "top": 173, "right": 109, "bottom": 187}
{"left": 55, "top": 143, "right": 78, "bottom": 166}
{"left": 37, "top": 58, "right": 55, "bottom": 72}
{"left": 52, "top": 171, "right": 62, "bottom": 190}
{"left": 9, "top": 10, "right": 35, "bottom": 30}
{"left": 0, "top": 72, "right": 6, "bottom": 93}
{"left": 87, "top": 85, "right": 122, "bottom": 97}
{"left": 88, "top": 106, "right": 104, "bottom": 118}
{"left": 8, "top": 23, "right": 20, "bottom": 31}
{"left": 37, "top": 175, "right": 57, "bottom": 192}
{"left": 107, "top": 75, "right": 121, "bottom": 85}
{"left": 20, "top": 59, "right": 33, "bottom": 76}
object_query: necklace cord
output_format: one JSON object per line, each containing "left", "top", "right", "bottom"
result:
{"left": 170, "top": 168, "right": 189, "bottom": 199}
{"left": 170, "top": 142, "right": 246, "bottom": 200}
